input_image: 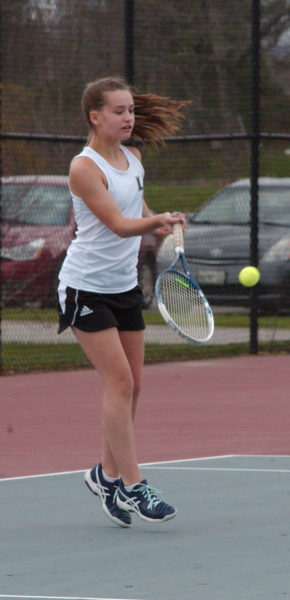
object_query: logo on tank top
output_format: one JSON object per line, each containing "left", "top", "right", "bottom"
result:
{"left": 136, "top": 176, "right": 144, "bottom": 190}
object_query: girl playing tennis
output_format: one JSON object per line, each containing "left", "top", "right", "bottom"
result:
{"left": 58, "top": 76, "right": 187, "bottom": 527}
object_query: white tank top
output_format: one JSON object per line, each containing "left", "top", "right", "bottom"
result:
{"left": 59, "top": 145, "right": 144, "bottom": 293}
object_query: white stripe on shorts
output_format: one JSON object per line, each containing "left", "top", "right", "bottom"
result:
{"left": 58, "top": 282, "right": 79, "bottom": 325}
{"left": 71, "top": 289, "right": 79, "bottom": 325}
{"left": 58, "top": 281, "right": 67, "bottom": 314}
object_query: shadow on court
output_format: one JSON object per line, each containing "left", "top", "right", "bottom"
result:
{"left": 1, "top": 455, "right": 290, "bottom": 600}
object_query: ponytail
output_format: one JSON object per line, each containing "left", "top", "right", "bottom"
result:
{"left": 133, "top": 93, "right": 189, "bottom": 146}
{"left": 81, "top": 77, "right": 190, "bottom": 146}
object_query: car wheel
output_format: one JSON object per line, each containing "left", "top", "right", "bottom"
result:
{"left": 138, "top": 257, "right": 155, "bottom": 309}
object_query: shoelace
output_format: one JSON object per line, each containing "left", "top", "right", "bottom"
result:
{"left": 101, "top": 480, "right": 121, "bottom": 505}
{"left": 113, "top": 485, "right": 119, "bottom": 504}
{"left": 134, "top": 483, "right": 163, "bottom": 509}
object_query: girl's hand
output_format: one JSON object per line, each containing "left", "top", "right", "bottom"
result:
{"left": 157, "top": 212, "right": 186, "bottom": 235}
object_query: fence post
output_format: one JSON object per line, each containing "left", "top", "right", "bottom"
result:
{"left": 124, "top": 0, "right": 134, "bottom": 84}
{"left": 0, "top": 79, "right": 2, "bottom": 373}
{"left": 250, "top": 0, "right": 260, "bottom": 355}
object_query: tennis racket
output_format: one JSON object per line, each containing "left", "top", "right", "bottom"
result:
{"left": 155, "top": 217, "right": 214, "bottom": 344}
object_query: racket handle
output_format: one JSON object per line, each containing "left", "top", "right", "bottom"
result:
{"left": 172, "top": 212, "right": 184, "bottom": 252}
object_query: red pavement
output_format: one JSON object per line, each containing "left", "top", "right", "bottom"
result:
{"left": 0, "top": 355, "right": 289, "bottom": 478}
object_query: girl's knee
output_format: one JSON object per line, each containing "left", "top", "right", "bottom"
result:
{"left": 111, "top": 368, "right": 134, "bottom": 400}
{"left": 133, "top": 378, "right": 142, "bottom": 401}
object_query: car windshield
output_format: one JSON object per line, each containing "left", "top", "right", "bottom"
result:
{"left": 192, "top": 186, "right": 290, "bottom": 226}
{"left": 2, "top": 184, "right": 72, "bottom": 226}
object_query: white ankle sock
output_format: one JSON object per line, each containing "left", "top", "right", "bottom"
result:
{"left": 102, "top": 468, "right": 118, "bottom": 483}
{"left": 125, "top": 481, "right": 141, "bottom": 492}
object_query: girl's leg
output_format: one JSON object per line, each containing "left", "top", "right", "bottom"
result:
{"left": 72, "top": 326, "right": 142, "bottom": 486}
{"left": 101, "top": 329, "right": 145, "bottom": 478}
{"left": 119, "top": 329, "right": 145, "bottom": 420}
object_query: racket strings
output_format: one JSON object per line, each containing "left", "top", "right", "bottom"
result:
{"left": 159, "top": 272, "right": 211, "bottom": 341}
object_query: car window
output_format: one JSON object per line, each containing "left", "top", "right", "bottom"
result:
{"left": 3, "top": 184, "right": 72, "bottom": 226}
{"left": 193, "top": 188, "right": 250, "bottom": 224}
{"left": 259, "top": 189, "right": 290, "bottom": 225}
{"left": 192, "top": 186, "right": 290, "bottom": 226}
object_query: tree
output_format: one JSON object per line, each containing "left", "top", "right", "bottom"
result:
{"left": 2, "top": 0, "right": 289, "bottom": 138}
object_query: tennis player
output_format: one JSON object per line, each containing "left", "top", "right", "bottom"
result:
{"left": 57, "top": 76, "right": 187, "bottom": 527}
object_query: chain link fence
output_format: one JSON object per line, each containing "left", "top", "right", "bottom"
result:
{"left": 1, "top": 0, "right": 290, "bottom": 373}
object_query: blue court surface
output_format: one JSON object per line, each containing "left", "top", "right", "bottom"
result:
{"left": 0, "top": 455, "right": 289, "bottom": 600}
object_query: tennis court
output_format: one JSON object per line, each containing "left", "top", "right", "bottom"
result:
{"left": 0, "top": 355, "right": 289, "bottom": 600}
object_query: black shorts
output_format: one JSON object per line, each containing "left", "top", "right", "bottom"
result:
{"left": 57, "top": 284, "right": 145, "bottom": 334}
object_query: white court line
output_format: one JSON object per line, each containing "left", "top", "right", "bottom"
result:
{"left": 0, "top": 470, "right": 86, "bottom": 482}
{"left": 145, "top": 466, "right": 290, "bottom": 473}
{"left": 141, "top": 454, "right": 236, "bottom": 465}
{"left": 0, "top": 455, "right": 235, "bottom": 482}
{"left": 0, "top": 454, "right": 289, "bottom": 482}
{"left": 0, "top": 596, "right": 147, "bottom": 600}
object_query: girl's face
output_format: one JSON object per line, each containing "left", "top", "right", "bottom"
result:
{"left": 91, "top": 90, "right": 135, "bottom": 142}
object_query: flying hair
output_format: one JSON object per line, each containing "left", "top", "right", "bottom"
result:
{"left": 81, "top": 76, "right": 190, "bottom": 146}
{"left": 133, "top": 93, "right": 189, "bottom": 146}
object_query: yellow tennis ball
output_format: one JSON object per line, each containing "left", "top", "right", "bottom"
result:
{"left": 238, "top": 266, "right": 260, "bottom": 287}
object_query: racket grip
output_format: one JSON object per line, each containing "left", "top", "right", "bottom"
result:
{"left": 172, "top": 212, "right": 184, "bottom": 251}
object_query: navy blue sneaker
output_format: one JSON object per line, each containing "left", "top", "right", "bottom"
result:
{"left": 117, "top": 479, "right": 177, "bottom": 523}
{"left": 84, "top": 464, "right": 132, "bottom": 528}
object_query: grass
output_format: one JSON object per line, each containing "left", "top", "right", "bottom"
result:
{"left": 2, "top": 307, "right": 290, "bottom": 329}
{"left": 2, "top": 305, "right": 290, "bottom": 375}
{"left": 2, "top": 307, "right": 58, "bottom": 322}
{"left": 143, "top": 310, "right": 290, "bottom": 329}
{"left": 145, "top": 183, "right": 219, "bottom": 213}
{"left": 260, "top": 144, "right": 290, "bottom": 178}
{"left": 2, "top": 305, "right": 289, "bottom": 378}
{"left": 2, "top": 342, "right": 90, "bottom": 375}
{"left": 1, "top": 339, "right": 289, "bottom": 375}
{"left": 145, "top": 340, "right": 290, "bottom": 363}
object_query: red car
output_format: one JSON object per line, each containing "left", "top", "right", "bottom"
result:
{"left": 1, "top": 176, "right": 162, "bottom": 308}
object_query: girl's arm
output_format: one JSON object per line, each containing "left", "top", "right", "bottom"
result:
{"left": 131, "top": 146, "right": 186, "bottom": 233}
{"left": 69, "top": 156, "right": 182, "bottom": 238}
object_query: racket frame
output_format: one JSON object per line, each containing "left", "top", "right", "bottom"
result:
{"left": 155, "top": 226, "right": 214, "bottom": 344}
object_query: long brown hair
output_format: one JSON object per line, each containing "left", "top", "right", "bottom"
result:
{"left": 81, "top": 76, "right": 189, "bottom": 145}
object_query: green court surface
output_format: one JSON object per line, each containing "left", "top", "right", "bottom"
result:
{"left": 1, "top": 455, "right": 289, "bottom": 600}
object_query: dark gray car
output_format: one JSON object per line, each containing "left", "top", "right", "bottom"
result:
{"left": 157, "top": 178, "right": 290, "bottom": 312}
